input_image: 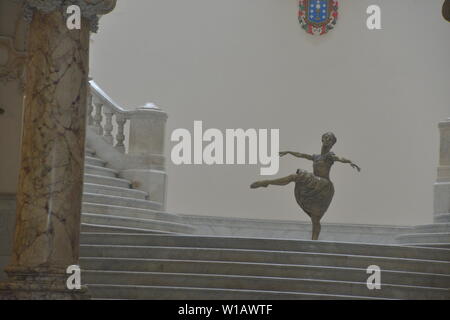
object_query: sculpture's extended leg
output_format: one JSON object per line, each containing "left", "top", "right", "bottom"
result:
{"left": 250, "top": 174, "right": 298, "bottom": 189}
{"left": 311, "top": 215, "right": 321, "bottom": 240}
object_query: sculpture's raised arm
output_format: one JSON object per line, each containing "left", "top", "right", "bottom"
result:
{"left": 332, "top": 155, "right": 361, "bottom": 172}
{"left": 279, "top": 151, "right": 313, "bottom": 161}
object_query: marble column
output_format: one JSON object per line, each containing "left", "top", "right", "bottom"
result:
{"left": 434, "top": 118, "right": 450, "bottom": 221}
{"left": 0, "top": 0, "right": 116, "bottom": 300}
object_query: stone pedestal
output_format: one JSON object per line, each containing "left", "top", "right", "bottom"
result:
{"left": 434, "top": 118, "right": 450, "bottom": 221}
{"left": 0, "top": 1, "right": 116, "bottom": 300}
{"left": 397, "top": 118, "right": 450, "bottom": 246}
{"left": 128, "top": 106, "right": 168, "bottom": 157}
{"left": 122, "top": 106, "right": 168, "bottom": 208}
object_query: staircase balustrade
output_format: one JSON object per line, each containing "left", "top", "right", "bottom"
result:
{"left": 86, "top": 80, "right": 168, "bottom": 208}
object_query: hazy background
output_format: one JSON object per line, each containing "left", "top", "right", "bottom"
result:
{"left": 90, "top": 0, "right": 450, "bottom": 226}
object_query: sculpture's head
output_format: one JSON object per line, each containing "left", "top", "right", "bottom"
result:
{"left": 443, "top": 0, "right": 450, "bottom": 22}
{"left": 322, "top": 132, "right": 337, "bottom": 149}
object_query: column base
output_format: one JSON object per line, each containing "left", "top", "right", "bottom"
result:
{"left": 0, "top": 266, "right": 90, "bottom": 300}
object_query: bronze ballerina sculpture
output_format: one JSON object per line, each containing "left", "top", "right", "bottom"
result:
{"left": 250, "top": 132, "right": 360, "bottom": 240}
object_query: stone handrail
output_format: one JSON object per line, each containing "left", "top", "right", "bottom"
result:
{"left": 88, "top": 80, "right": 129, "bottom": 153}
{"left": 87, "top": 80, "right": 168, "bottom": 156}
{"left": 86, "top": 80, "right": 168, "bottom": 208}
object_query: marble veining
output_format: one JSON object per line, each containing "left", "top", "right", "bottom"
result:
{"left": 8, "top": 9, "right": 89, "bottom": 274}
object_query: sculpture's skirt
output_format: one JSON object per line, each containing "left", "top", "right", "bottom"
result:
{"left": 294, "top": 169, "right": 335, "bottom": 219}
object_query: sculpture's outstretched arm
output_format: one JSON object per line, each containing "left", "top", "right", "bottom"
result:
{"left": 333, "top": 155, "right": 361, "bottom": 172}
{"left": 279, "top": 151, "right": 313, "bottom": 161}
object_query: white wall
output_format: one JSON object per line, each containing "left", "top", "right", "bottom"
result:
{"left": 90, "top": 0, "right": 450, "bottom": 226}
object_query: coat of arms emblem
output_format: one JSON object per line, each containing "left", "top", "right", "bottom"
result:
{"left": 299, "top": 0, "right": 338, "bottom": 35}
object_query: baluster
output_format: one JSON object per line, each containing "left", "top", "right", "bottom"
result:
{"left": 103, "top": 106, "right": 114, "bottom": 144}
{"left": 87, "top": 91, "right": 94, "bottom": 126}
{"left": 115, "top": 114, "right": 126, "bottom": 153}
{"left": 93, "top": 100, "right": 103, "bottom": 135}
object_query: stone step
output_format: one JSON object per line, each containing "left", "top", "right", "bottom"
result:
{"left": 79, "top": 233, "right": 450, "bottom": 262}
{"left": 399, "top": 243, "right": 450, "bottom": 249}
{"left": 84, "top": 174, "right": 131, "bottom": 189}
{"left": 79, "top": 245, "right": 450, "bottom": 274}
{"left": 81, "top": 270, "right": 449, "bottom": 300}
{"left": 81, "top": 224, "right": 174, "bottom": 234}
{"left": 413, "top": 223, "right": 450, "bottom": 234}
{"left": 396, "top": 232, "right": 450, "bottom": 245}
{"left": 85, "top": 164, "right": 118, "bottom": 178}
{"left": 78, "top": 145, "right": 450, "bottom": 300}
{"left": 81, "top": 214, "right": 196, "bottom": 234}
{"left": 79, "top": 257, "right": 450, "bottom": 288}
{"left": 85, "top": 156, "right": 107, "bottom": 167}
{"left": 83, "top": 183, "right": 148, "bottom": 200}
{"left": 85, "top": 283, "right": 375, "bottom": 300}
{"left": 85, "top": 147, "right": 96, "bottom": 157}
{"left": 81, "top": 203, "right": 186, "bottom": 224}
{"left": 435, "top": 214, "right": 450, "bottom": 223}
{"left": 82, "top": 193, "right": 162, "bottom": 211}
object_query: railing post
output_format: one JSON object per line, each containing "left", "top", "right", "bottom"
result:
{"left": 434, "top": 118, "right": 450, "bottom": 221}
{"left": 87, "top": 91, "right": 94, "bottom": 126}
{"left": 128, "top": 105, "right": 167, "bottom": 157}
{"left": 93, "top": 99, "right": 103, "bottom": 136}
{"left": 103, "top": 106, "right": 114, "bottom": 145}
{"left": 115, "top": 113, "right": 126, "bottom": 153}
{"left": 121, "top": 104, "right": 168, "bottom": 208}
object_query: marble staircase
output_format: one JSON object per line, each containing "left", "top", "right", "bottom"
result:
{"left": 79, "top": 86, "right": 449, "bottom": 300}
{"left": 79, "top": 232, "right": 450, "bottom": 299}
{"left": 80, "top": 148, "right": 450, "bottom": 300}
{"left": 395, "top": 223, "right": 450, "bottom": 248}
{"left": 81, "top": 147, "right": 195, "bottom": 235}
{"left": 79, "top": 149, "right": 449, "bottom": 300}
